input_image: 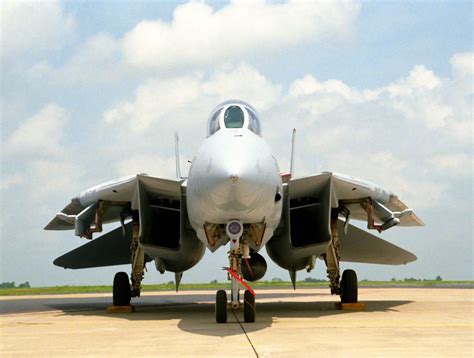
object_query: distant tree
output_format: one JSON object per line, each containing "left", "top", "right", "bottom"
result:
{"left": 435, "top": 275, "right": 442, "bottom": 281}
{"left": 0, "top": 282, "right": 15, "bottom": 289}
{"left": 391, "top": 278, "right": 396, "bottom": 282}
{"left": 18, "top": 282, "right": 30, "bottom": 288}
{"left": 166, "top": 281, "right": 174, "bottom": 285}
{"left": 210, "top": 280, "right": 218, "bottom": 284}
{"left": 304, "top": 277, "right": 328, "bottom": 283}
{"left": 272, "top": 277, "right": 283, "bottom": 282}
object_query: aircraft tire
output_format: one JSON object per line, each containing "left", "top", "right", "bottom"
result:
{"left": 340, "top": 269, "right": 358, "bottom": 303}
{"left": 243, "top": 290, "right": 256, "bottom": 323}
{"left": 113, "top": 272, "right": 131, "bottom": 306}
{"left": 215, "top": 290, "right": 228, "bottom": 323}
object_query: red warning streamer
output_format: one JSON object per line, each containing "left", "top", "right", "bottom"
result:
{"left": 226, "top": 268, "right": 256, "bottom": 297}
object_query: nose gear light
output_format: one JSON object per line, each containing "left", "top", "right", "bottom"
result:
{"left": 226, "top": 220, "right": 243, "bottom": 237}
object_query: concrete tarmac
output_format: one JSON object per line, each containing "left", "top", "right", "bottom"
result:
{"left": 1, "top": 288, "right": 472, "bottom": 357}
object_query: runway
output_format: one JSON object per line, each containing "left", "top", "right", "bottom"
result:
{"left": 1, "top": 288, "right": 472, "bottom": 357}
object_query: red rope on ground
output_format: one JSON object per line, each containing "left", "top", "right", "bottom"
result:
{"left": 226, "top": 268, "right": 256, "bottom": 297}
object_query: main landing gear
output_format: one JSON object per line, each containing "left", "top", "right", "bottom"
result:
{"left": 325, "top": 210, "right": 358, "bottom": 304}
{"left": 215, "top": 220, "right": 256, "bottom": 323}
{"left": 112, "top": 214, "right": 145, "bottom": 307}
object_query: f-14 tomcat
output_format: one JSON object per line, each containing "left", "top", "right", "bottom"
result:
{"left": 45, "top": 100, "right": 423, "bottom": 323}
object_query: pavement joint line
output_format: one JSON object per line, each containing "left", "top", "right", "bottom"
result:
{"left": 232, "top": 308, "right": 259, "bottom": 358}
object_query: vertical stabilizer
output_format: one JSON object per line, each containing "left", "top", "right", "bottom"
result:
{"left": 175, "top": 132, "right": 181, "bottom": 179}
{"left": 290, "top": 129, "right": 296, "bottom": 178}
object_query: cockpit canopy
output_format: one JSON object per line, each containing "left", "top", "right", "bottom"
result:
{"left": 207, "top": 100, "right": 262, "bottom": 137}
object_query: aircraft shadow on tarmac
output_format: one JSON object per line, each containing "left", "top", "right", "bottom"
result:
{"left": 45, "top": 292, "right": 412, "bottom": 337}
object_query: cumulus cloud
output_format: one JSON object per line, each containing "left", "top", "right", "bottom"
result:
{"left": 429, "top": 153, "right": 473, "bottom": 177}
{"left": 28, "top": 33, "right": 126, "bottom": 85}
{"left": 104, "top": 63, "right": 281, "bottom": 134}
{"left": 115, "top": 155, "right": 177, "bottom": 179}
{"left": 121, "top": 0, "right": 360, "bottom": 70}
{"left": 1, "top": 102, "right": 82, "bottom": 212}
{"left": 18, "top": 1, "right": 360, "bottom": 86}
{"left": 3, "top": 103, "right": 68, "bottom": 157}
{"left": 450, "top": 52, "right": 474, "bottom": 78}
{"left": 1, "top": 0, "right": 75, "bottom": 61}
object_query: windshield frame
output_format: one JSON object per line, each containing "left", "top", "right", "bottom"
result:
{"left": 207, "top": 101, "right": 262, "bottom": 137}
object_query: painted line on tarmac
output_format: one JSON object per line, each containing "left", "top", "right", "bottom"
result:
{"left": 232, "top": 309, "right": 259, "bottom": 358}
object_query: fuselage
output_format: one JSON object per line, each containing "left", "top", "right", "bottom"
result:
{"left": 186, "top": 100, "right": 283, "bottom": 252}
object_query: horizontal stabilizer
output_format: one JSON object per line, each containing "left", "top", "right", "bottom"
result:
{"left": 54, "top": 223, "right": 133, "bottom": 269}
{"left": 338, "top": 221, "right": 417, "bottom": 265}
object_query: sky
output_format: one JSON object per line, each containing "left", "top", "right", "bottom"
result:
{"left": 1, "top": 0, "right": 472, "bottom": 287}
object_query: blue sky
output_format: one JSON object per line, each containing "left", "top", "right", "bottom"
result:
{"left": 1, "top": 0, "right": 472, "bottom": 286}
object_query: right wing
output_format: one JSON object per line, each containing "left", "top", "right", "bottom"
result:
{"left": 44, "top": 174, "right": 182, "bottom": 235}
{"left": 289, "top": 172, "right": 424, "bottom": 230}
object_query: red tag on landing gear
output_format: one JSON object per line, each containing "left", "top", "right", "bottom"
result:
{"left": 225, "top": 268, "right": 256, "bottom": 297}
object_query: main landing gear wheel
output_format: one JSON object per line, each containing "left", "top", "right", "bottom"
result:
{"left": 243, "top": 290, "right": 256, "bottom": 323}
{"left": 215, "top": 290, "right": 228, "bottom": 323}
{"left": 113, "top": 272, "right": 131, "bottom": 306}
{"left": 340, "top": 269, "right": 358, "bottom": 303}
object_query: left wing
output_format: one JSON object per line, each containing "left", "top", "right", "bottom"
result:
{"left": 338, "top": 221, "right": 417, "bottom": 265}
{"left": 289, "top": 172, "right": 424, "bottom": 231}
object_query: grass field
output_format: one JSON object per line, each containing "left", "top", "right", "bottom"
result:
{"left": 0, "top": 280, "right": 472, "bottom": 296}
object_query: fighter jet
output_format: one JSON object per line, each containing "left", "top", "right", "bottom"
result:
{"left": 45, "top": 100, "right": 423, "bottom": 323}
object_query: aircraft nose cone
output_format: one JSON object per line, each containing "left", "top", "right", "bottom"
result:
{"left": 207, "top": 160, "right": 273, "bottom": 214}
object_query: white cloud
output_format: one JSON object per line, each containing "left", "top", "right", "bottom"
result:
{"left": 3, "top": 103, "right": 68, "bottom": 157}
{"left": 104, "top": 63, "right": 281, "bottom": 134}
{"left": 0, "top": 173, "right": 24, "bottom": 190}
{"left": 122, "top": 0, "right": 360, "bottom": 70}
{"left": 104, "top": 74, "right": 203, "bottom": 133}
{"left": 429, "top": 153, "right": 473, "bottom": 177}
{"left": 1, "top": 0, "right": 75, "bottom": 61}
{"left": 385, "top": 65, "right": 442, "bottom": 97}
{"left": 289, "top": 75, "right": 358, "bottom": 101}
{"left": 28, "top": 33, "right": 126, "bottom": 85}
{"left": 450, "top": 52, "right": 474, "bottom": 78}
{"left": 115, "top": 155, "right": 177, "bottom": 179}
{"left": 27, "top": 160, "right": 83, "bottom": 201}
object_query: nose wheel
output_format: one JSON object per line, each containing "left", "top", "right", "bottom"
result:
{"left": 243, "top": 289, "right": 256, "bottom": 322}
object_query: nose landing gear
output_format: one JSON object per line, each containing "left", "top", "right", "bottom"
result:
{"left": 215, "top": 220, "right": 257, "bottom": 323}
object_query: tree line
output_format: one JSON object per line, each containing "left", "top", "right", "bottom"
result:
{"left": 0, "top": 281, "right": 31, "bottom": 289}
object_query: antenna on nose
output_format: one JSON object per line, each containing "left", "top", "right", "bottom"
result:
{"left": 290, "top": 128, "right": 296, "bottom": 177}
